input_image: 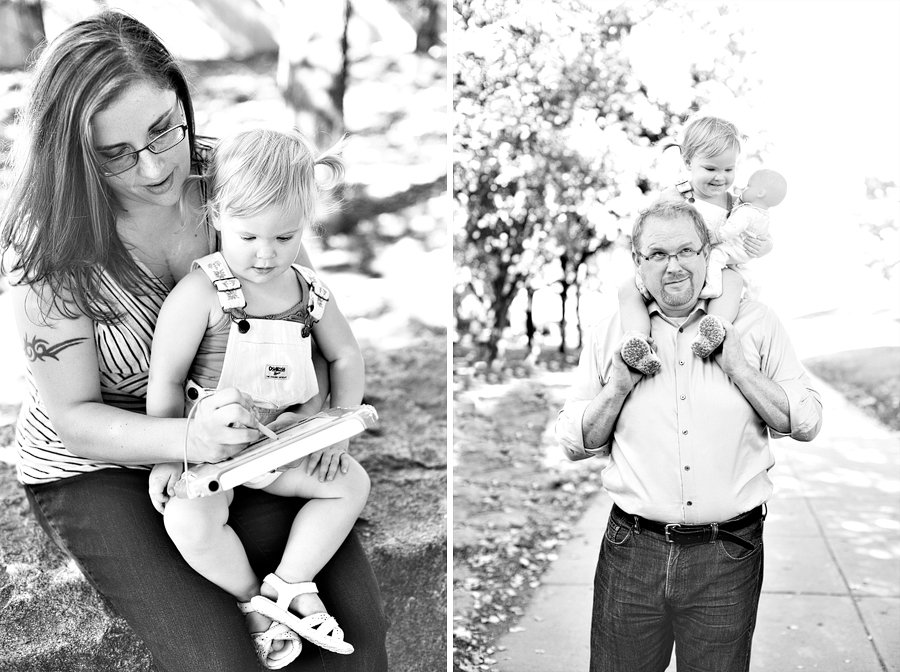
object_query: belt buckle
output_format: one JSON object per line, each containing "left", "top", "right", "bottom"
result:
{"left": 664, "top": 523, "right": 681, "bottom": 543}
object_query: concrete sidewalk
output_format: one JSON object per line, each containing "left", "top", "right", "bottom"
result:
{"left": 495, "top": 374, "right": 900, "bottom": 672}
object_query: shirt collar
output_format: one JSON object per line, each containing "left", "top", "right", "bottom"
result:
{"left": 647, "top": 299, "right": 710, "bottom": 327}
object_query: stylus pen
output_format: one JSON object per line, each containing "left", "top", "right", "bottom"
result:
{"left": 256, "top": 421, "right": 279, "bottom": 441}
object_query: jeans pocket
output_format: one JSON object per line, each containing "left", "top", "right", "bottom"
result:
{"left": 604, "top": 517, "right": 633, "bottom": 546}
{"left": 716, "top": 521, "right": 763, "bottom": 561}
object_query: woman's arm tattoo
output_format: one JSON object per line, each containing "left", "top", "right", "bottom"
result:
{"left": 23, "top": 334, "right": 88, "bottom": 362}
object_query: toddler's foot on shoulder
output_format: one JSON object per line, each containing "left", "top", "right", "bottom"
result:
{"left": 691, "top": 315, "right": 725, "bottom": 358}
{"left": 621, "top": 335, "right": 661, "bottom": 375}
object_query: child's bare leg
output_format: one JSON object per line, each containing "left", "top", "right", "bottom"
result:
{"left": 619, "top": 279, "right": 652, "bottom": 338}
{"left": 705, "top": 269, "right": 743, "bottom": 323}
{"left": 164, "top": 493, "right": 271, "bottom": 634}
{"left": 259, "top": 458, "right": 371, "bottom": 616}
{"left": 692, "top": 269, "right": 743, "bottom": 358}
{"left": 618, "top": 279, "right": 661, "bottom": 375}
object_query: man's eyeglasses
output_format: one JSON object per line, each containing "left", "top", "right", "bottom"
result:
{"left": 98, "top": 123, "right": 188, "bottom": 177}
{"left": 636, "top": 247, "right": 705, "bottom": 264}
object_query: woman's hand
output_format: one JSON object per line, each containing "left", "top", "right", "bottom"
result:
{"left": 148, "top": 462, "right": 184, "bottom": 513}
{"left": 186, "top": 388, "right": 260, "bottom": 463}
{"left": 305, "top": 438, "right": 351, "bottom": 482}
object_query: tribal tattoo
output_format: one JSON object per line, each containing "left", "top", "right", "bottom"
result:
{"left": 23, "top": 334, "right": 88, "bottom": 362}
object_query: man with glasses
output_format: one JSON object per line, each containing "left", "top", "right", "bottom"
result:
{"left": 556, "top": 199, "right": 822, "bottom": 672}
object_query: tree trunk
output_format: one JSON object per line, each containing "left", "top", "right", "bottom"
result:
{"left": 558, "top": 281, "right": 568, "bottom": 355}
{"left": 483, "top": 278, "right": 518, "bottom": 366}
{"left": 415, "top": 0, "right": 442, "bottom": 53}
{"left": 277, "top": 1, "right": 349, "bottom": 146}
{"left": 525, "top": 286, "right": 535, "bottom": 350}
{"left": 0, "top": 0, "right": 45, "bottom": 70}
{"left": 575, "top": 282, "right": 583, "bottom": 350}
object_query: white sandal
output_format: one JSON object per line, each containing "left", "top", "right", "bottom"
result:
{"left": 237, "top": 601, "right": 303, "bottom": 669}
{"left": 250, "top": 574, "right": 354, "bottom": 655}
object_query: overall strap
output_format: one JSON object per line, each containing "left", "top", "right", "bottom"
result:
{"left": 293, "top": 265, "right": 330, "bottom": 337}
{"left": 192, "top": 252, "right": 247, "bottom": 311}
{"left": 675, "top": 176, "right": 695, "bottom": 203}
{"left": 725, "top": 191, "right": 734, "bottom": 218}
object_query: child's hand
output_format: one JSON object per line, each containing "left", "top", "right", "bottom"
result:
{"left": 305, "top": 439, "right": 351, "bottom": 482}
{"left": 267, "top": 411, "right": 304, "bottom": 433}
{"left": 268, "top": 411, "right": 311, "bottom": 472}
{"left": 148, "top": 462, "right": 184, "bottom": 514}
{"left": 743, "top": 233, "right": 773, "bottom": 259}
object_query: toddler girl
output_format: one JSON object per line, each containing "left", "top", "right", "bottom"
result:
{"left": 618, "top": 116, "right": 774, "bottom": 373}
{"left": 146, "top": 128, "right": 367, "bottom": 668}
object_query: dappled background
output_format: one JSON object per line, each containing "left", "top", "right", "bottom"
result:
{"left": 453, "top": 1, "right": 899, "bottom": 670}
{"left": 0, "top": 1, "right": 447, "bottom": 670}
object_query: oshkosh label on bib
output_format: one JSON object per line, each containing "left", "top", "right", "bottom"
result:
{"left": 265, "top": 364, "right": 290, "bottom": 380}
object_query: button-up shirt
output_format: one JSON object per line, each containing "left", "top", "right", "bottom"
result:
{"left": 555, "top": 299, "right": 823, "bottom": 524}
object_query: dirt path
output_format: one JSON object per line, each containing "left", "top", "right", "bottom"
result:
{"left": 452, "top": 371, "right": 605, "bottom": 671}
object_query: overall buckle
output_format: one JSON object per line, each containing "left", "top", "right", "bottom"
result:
{"left": 213, "top": 277, "right": 241, "bottom": 292}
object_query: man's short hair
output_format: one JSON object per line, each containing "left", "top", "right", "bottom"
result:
{"left": 632, "top": 200, "right": 709, "bottom": 252}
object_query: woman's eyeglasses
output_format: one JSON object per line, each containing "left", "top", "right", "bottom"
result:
{"left": 98, "top": 123, "right": 188, "bottom": 177}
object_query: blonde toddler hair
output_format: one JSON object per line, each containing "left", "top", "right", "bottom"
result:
{"left": 202, "top": 129, "right": 346, "bottom": 231}
{"left": 679, "top": 116, "right": 747, "bottom": 165}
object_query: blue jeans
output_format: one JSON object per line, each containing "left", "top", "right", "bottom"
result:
{"left": 26, "top": 469, "right": 389, "bottom": 672}
{"left": 591, "top": 505, "right": 765, "bottom": 672}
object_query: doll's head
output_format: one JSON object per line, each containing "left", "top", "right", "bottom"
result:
{"left": 740, "top": 169, "right": 787, "bottom": 210}
{"left": 680, "top": 116, "right": 747, "bottom": 201}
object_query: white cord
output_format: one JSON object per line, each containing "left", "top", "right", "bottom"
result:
{"left": 183, "top": 399, "right": 201, "bottom": 477}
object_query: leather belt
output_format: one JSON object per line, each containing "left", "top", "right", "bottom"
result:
{"left": 612, "top": 504, "right": 764, "bottom": 551}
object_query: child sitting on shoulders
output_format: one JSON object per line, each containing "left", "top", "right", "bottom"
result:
{"left": 618, "top": 115, "right": 776, "bottom": 374}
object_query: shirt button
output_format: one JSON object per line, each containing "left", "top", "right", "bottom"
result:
{"left": 682, "top": 430, "right": 688, "bottom": 435}
{"left": 678, "top": 327, "right": 684, "bottom": 333}
{"left": 684, "top": 465, "right": 691, "bottom": 471}
{"left": 687, "top": 501, "right": 693, "bottom": 506}
{"left": 679, "top": 360, "right": 685, "bottom": 365}
{"left": 680, "top": 395, "right": 686, "bottom": 400}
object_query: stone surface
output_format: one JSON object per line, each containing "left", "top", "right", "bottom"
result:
{"left": 0, "top": 338, "right": 447, "bottom": 672}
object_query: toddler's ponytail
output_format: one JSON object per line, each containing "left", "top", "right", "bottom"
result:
{"left": 313, "top": 135, "right": 348, "bottom": 192}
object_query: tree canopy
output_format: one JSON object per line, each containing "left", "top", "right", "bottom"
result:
{"left": 453, "top": 0, "right": 752, "bottom": 363}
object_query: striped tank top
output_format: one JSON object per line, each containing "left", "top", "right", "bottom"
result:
{"left": 16, "top": 262, "right": 171, "bottom": 485}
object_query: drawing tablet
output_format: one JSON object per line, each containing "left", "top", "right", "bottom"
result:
{"left": 173, "top": 405, "right": 378, "bottom": 499}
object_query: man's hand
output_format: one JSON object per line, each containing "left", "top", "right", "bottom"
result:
{"left": 577, "top": 339, "right": 639, "bottom": 457}
{"left": 712, "top": 319, "right": 751, "bottom": 378}
{"left": 148, "top": 462, "right": 184, "bottom": 513}
{"left": 610, "top": 338, "right": 646, "bottom": 394}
